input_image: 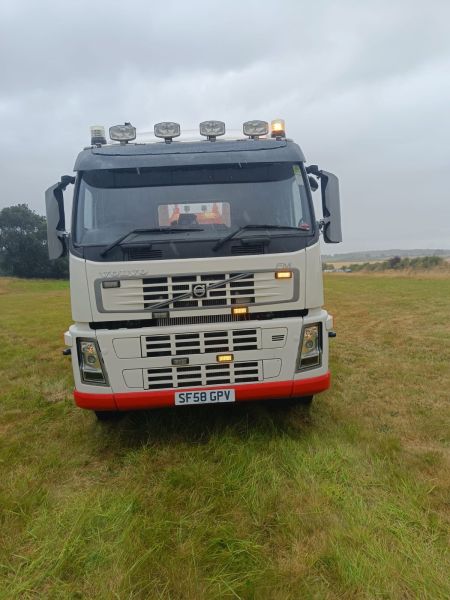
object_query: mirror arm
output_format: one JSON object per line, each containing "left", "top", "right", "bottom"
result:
{"left": 54, "top": 175, "right": 75, "bottom": 237}
{"left": 58, "top": 175, "right": 75, "bottom": 191}
{"left": 318, "top": 217, "right": 330, "bottom": 232}
{"left": 306, "top": 164, "right": 322, "bottom": 178}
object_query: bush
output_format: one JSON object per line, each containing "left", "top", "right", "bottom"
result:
{"left": 0, "top": 204, "right": 68, "bottom": 279}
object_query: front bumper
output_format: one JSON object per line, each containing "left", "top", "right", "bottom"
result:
{"left": 74, "top": 372, "right": 331, "bottom": 411}
{"left": 67, "top": 311, "right": 333, "bottom": 411}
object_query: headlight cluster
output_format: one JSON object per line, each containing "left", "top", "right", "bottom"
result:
{"left": 296, "top": 323, "right": 322, "bottom": 371}
{"left": 77, "top": 339, "right": 108, "bottom": 385}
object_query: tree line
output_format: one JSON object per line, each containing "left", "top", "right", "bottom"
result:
{"left": 346, "top": 256, "right": 445, "bottom": 271}
{"left": 322, "top": 255, "right": 446, "bottom": 272}
{"left": 0, "top": 204, "right": 68, "bottom": 279}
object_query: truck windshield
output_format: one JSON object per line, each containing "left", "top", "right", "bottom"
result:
{"left": 74, "top": 162, "right": 312, "bottom": 246}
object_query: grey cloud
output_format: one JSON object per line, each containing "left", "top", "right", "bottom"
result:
{"left": 0, "top": 0, "right": 449, "bottom": 252}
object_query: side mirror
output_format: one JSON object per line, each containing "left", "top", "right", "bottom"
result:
{"left": 320, "top": 170, "right": 342, "bottom": 243}
{"left": 45, "top": 176, "right": 74, "bottom": 259}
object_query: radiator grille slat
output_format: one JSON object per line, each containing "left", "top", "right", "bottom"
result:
{"left": 146, "top": 361, "right": 263, "bottom": 389}
{"left": 140, "top": 273, "right": 258, "bottom": 310}
{"left": 100, "top": 270, "right": 295, "bottom": 314}
{"left": 142, "top": 328, "right": 259, "bottom": 357}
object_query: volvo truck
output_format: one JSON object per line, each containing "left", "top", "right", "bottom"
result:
{"left": 46, "top": 119, "right": 342, "bottom": 420}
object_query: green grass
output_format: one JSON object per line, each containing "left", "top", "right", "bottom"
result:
{"left": 0, "top": 274, "right": 449, "bottom": 599}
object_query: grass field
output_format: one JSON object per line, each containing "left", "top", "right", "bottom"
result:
{"left": 0, "top": 274, "right": 449, "bottom": 599}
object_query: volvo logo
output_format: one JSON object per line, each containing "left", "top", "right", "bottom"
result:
{"left": 192, "top": 283, "right": 207, "bottom": 298}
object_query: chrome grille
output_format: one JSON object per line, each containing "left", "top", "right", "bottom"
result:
{"left": 142, "top": 273, "right": 256, "bottom": 309}
{"left": 146, "top": 361, "right": 262, "bottom": 389}
{"left": 142, "top": 328, "right": 259, "bottom": 357}
{"left": 99, "top": 270, "right": 295, "bottom": 313}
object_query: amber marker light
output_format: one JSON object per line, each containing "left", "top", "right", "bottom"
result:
{"left": 231, "top": 306, "right": 249, "bottom": 315}
{"left": 217, "top": 354, "right": 234, "bottom": 363}
{"left": 271, "top": 118, "right": 286, "bottom": 138}
{"left": 275, "top": 270, "right": 293, "bottom": 279}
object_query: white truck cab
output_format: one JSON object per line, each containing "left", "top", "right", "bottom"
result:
{"left": 46, "top": 119, "right": 342, "bottom": 419}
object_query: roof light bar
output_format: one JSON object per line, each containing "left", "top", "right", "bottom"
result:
{"left": 90, "top": 125, "right": 106, "bottom": 146}
{"left": 271, "top": 118, "right": 286, "bottom": 139}
{"left": 109, "top": 122, "right": 136, "bottom": 143}
{"left": 243, "top": 120, "right": 268, "bottom": 139}
{"left": 154, "top": 122, "right": 181, "bottom": 143}
{"left": 199, "top": 120, "right": 225, "bottom": 141}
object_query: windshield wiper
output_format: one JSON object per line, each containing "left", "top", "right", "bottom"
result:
{"left": 212, "top": 224, "right": 302, "bottom": 251}
{"left": 101, "top": 227, "right": 204, "bottom": 257}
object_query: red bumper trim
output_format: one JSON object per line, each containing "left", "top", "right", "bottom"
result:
{"left": 74, "top": 372, "right": 330, "bottom": 411}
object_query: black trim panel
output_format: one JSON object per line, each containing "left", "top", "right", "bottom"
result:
{"left": 74, "top": 231, "right": 319, "bottom": 262}
{"left": 90, "top": 309, "right": 309, "bottom": 330}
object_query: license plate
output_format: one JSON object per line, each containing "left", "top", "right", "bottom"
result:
{"left": 175, "top": 389, "right": 235, "bottom": 406}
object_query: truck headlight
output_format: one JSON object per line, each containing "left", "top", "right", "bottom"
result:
{"left": 77, "top": 338, "right": 109, "bottom": 385}
{"left": 296, "top": 323, "right": 322, "bottom": 371}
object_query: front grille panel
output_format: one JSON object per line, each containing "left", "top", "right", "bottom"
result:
{"left": 141, "top": 273, "right": 256, "bottom": 309}
{"left": 146, "top": 361, "right": 262, "bottom": 389}
{"left": 143, "top": 328, "right": 259, "bottom": 357}
{"left": 99, "top": 270, "right": 295, "bottom": 313}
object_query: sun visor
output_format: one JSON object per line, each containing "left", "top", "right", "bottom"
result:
{"left": 74, "top": 139, "right": 305, "bottom": 171}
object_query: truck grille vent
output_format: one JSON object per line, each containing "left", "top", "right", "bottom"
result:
{"left": 99, "top": 270, "right": 295, "bottom": 314}
{"left": 154, "top": 314, "right": 242, "bottom": 326}
{"left": 143, "top": 328, "right": 259, "bottom": 357}
{"left": 231, "top": 244, "right": 265, "bottom": 255}
{"left": 127, "top": 247, "right": 163, "bottom": 261}
{"left": 146, "top": 361, "right": 262, "bottom": 389}
{"left": 142, "top": 273, "right": 256, "bottom": 309}
{"left": 271, "top": 334, "right": 285, "bottom": 342}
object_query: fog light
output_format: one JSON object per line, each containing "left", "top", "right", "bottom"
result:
{"left": 243, "top": 120, "right": 269, "bottom": 138}
{"left": 232, "top": 306, "right": 249, "bottom": 316}
{"left": 109, "top": 122, "right": 136, "bottom": 143}
{"left": 102, "top": 280, "right": 120, "bottom": 289}
{"left": 154, "top": 122, "right": 181, "bottom": 143}
{"left": 77, "top": 338, "right": 108, "bottom": 385}
{"left": 275, "top": 270, "right": 292, "bottom": 279}
{"left": 217, "top": 354, "right": 234, "bottom": 363}
{"left": 296, "top": 323, "right": 321, "bottom": 371}
{"left": 199, "top": 120, "right": 225, "bottom": 140}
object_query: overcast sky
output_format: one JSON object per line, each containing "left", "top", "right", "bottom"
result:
{"left": 1, "top": 0, "right": 449, "bottom": 253}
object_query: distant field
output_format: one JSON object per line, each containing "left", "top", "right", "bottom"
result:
{"left": 327, "top": 259, "right": 383, "bottom": 269}
{"left": 0, "top": 275, "right": 449, "bottom": 599}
